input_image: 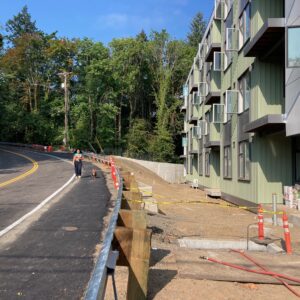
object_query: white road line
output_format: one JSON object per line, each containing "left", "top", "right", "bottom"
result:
{"left": 0, "top": 152, "right": 75, "bottom": 238}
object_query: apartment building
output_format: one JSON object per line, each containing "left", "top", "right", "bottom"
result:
{"left": 182, "top": 0, "right": 300, "bottom": 206}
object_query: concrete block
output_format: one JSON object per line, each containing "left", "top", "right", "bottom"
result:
{"left": 144, "top": 198, "right": 158, "bottom": 214}
{"left": 138, "top": 182, "right": 153, "bottom": 197}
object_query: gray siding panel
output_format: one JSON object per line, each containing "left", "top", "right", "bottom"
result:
{"left": 238, "top": 110, "right": 250, "bottom": 141}
{"left": 224, "top": 122, "right": 232, "bottom": 146}
{"left": 285, "top": 0, "right": 300, "bottom": 136}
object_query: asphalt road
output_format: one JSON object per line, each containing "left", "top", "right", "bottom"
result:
{"left": 0, "top": 148, "right": 111, "bottom": 299}
{"left": 0, "top": 148, "right": 32, "bottom": 183}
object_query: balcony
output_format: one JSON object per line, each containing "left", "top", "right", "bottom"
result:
{"left": 244, "top": 18, "right": 285, "bottom": 61}
{"left": 244, "top": 114, "right": 285, "bottom": 134}
{"left": 205, "top": 91, "right": 221, "bottom": 105}
{"left": 205, "top": 43, "right": 221, "bottom": 62}
{"left": 189, "top": 149, "right": 198, "bottom": 155}
{"left": 204, "top": 123, "right": 220, "bottom": 149}
{"left": 189, "top": 83, "right": 198, "bottom": 94}
{"left": 188, "top": 116, "right": 198, "bottom": 125}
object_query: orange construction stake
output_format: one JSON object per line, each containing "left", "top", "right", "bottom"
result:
{"left": 258, "top": 204, "right": 264, "bottom": 240}
{"left": 282, "top": 212, "right": 292, "bottom": 254}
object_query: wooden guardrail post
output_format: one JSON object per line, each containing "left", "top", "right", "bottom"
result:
{"left": 113, "top": 172, "right": 151, "bottom": 300}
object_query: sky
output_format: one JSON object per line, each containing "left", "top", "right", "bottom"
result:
{"left": 0, "top": 0, "right": 214, "bottom": 44}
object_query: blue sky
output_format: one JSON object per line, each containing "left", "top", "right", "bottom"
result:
{"left": 0, "top": 0, "right": 214, "bottom": 44}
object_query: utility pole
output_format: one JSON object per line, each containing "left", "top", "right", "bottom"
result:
{"left": 58, "top": 71, "right": 72, "bottom": 149}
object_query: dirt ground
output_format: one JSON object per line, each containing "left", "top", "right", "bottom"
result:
{"left": 105, "top": 158, "right": 300, "bottom": 300}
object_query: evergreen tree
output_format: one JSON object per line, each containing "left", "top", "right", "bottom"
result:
{"left": 6, "top": 6, "right": 38, "bottom": 43}
{"left": 187, "top": 12, "right": 206, "bottom": 50}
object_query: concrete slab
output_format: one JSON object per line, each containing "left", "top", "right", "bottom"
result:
{"left": 178, "top": 238, "right": 267, "bottom": 251}
{"left": 267, "top": 243, "right": 285, "bottom": 254}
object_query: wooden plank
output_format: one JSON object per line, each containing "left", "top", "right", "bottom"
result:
{"left": 122, "top": 191, "right": 142, "bottom": 210}
{"left": 118, "top": 210, "right": 147, "bottom": 230}
{"left": 113, "top": 227, "right": 132, "bottom": 267}
{"left": 127, "top": 229, "right": 152, "bottom": 300}
{"left": 130, "top": 179, "right": 139, "bottom": 193}
{"left": 113, "top": 227, "right": 152, "bottom": 300}
{"left": 122, "top": 172, "right": 132, "bottom": 190}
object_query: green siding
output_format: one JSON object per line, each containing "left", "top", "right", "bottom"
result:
{"left": 251, "top": 61, "right": 284, "bottom": 121}
{"left": 210, "top": 122, "right": 220, "bottom": 142}
{"left": 183, "top": 0, "right": 291, "bottom": 204}
{"left": 251, "top": 0, "right": 284, "bottom": 38}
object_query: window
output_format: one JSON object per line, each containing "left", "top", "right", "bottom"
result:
{"left": 199, "top": 152, "right": 203, "bottom": 176}
{"left": 224, "top": 146, "right": 232, "bottom": 178}
{"left": 238, "top": 71, "right": 251, "bottom": 112}
{"left": 214, "top": 52, "right": 223, "bottom": 71}
{"left": 205, "top": 112, "right": 211, "bottom": 136}
{"left": 224, "top": 9, "right": 233, "bottom": 69}
{"left": 239, "top": 4, "right": 250, "bottom": 48}
{"left": 206, "top": 65, "right": 212, "bottom": 94}
{"left": 189, "top": 155, "right": 193, "bottom": 175}
{"left": 288, "top": 27, "right": 300, "bottom": 67}
{"left": 205, "top": 152, "right": 210, "bottom": 176}
{"left": 295, "top": 137, "right": 300, "bottom": 182}
{"left": 194, "top": 155, "right": 198, "bottom": 176}
{"left": 238, "top": 141, "right": 250, "bottom": 180}
{"left": 223, "top": 93, "right": 230, "bottom": 122}
{"left": 224, "top": 0, "right": 233, "bottom": 19}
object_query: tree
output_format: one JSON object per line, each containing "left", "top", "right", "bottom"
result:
{"left": 147, "top": 30, "right": 193, "bottom": 162}
{"left": 187, "top": 12, "right": 206, "bottom": 49}
{"left": 6, "top": 6, "right": 38, "bottom": 43}
{"left": 126, "top": 119, "right": 151, "bottom": 159}
{"left": 0, "top": 7, "right": 197, "bottom": 162}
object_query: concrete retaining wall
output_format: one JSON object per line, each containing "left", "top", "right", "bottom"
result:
{"left": 119, "top": 157, "right": 184, "bottom": 184}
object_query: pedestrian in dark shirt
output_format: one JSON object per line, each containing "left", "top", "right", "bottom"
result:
{"left": 73, "top": 149, "right": 83, "bottom": 178}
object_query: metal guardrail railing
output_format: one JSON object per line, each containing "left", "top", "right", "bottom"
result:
{"left": 83, "top": 153, "right": 123, "bottom": 300}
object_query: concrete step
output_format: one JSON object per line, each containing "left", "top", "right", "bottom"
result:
{"left": 204, "top": 188, "right": 221, "bottom": 197}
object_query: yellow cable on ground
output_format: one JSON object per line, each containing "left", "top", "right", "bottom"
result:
{"left": 0, "top": 149, "right": 39, "bottom": 188}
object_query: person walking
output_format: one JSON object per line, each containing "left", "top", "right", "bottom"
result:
{"left": 73, "top": 149, "right": 83, "bottom": 178}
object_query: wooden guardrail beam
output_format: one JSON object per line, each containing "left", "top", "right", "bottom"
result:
{"left": 117, "top": 209, "right": 147, "bottom": 230}
{"left": 114, "top": 227, "right": 151, "bottom": 300}
{"left": 122, "top": 191, "right": 142, "bottom": 210}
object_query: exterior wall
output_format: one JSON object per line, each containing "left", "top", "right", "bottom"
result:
{"left": 251, "top": 61, "right": 284, "bottom": 121}
{"left": 251, "top": 0, "right": 284, "bottom": 37}
{"left": 120, "top": 157, "right": 184, "bottom": 184}
{"left": 285, "top": 0, "right": 300, "bottom": 136}
{"left": 182, "top": 0, "right": 295, "bottom": 204}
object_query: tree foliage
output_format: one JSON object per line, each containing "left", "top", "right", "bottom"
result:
{"left": 0, "top": 6, "right": 197, "bottom": 162}
{"left": 187, "top": 12, "right": 206, "bottom": 50}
